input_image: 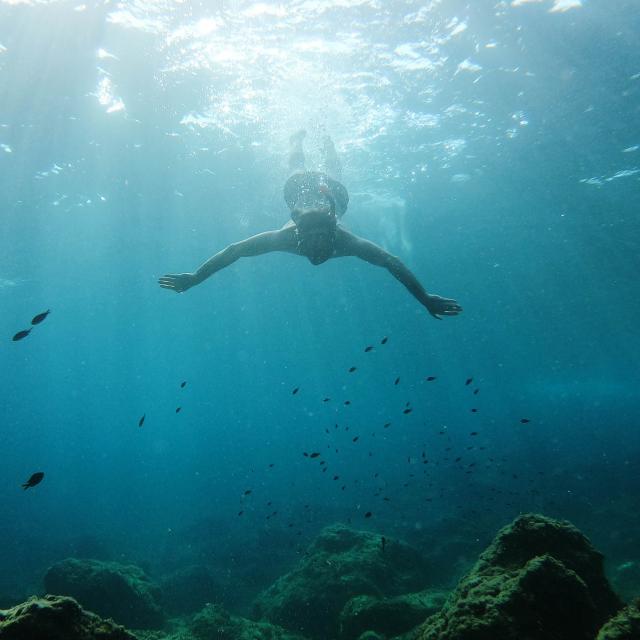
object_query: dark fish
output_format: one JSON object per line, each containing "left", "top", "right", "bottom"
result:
{"left": 364, "top": 346, "right": 374, "bottom": 352}
{"left": 22, "top": 472, "right": 44, "bottom": 490}
{"left": 138, "top": 414, "right": 146, "bottom": 427}
{"left": 364, "top": 511, "right": 372, "bottom": 519}
{"left": 473, "top": 388, "right": 479, "bottom": 395}
{"left": 470, "top": 431, "right": 478, "bottom": 436}
{"left": 520, "top": 418, "right": 531, "bottom": 424}
{"left": 381, "top": 536, "right": 386, "bottom": 552}
{"left": 465, "top": 377, "right": 473, "bottom": 386}
{"left": 303, "top": 452, "right": 309, "bottom": 457}
{"left": 470, "top": 408, "right": 478, "bottom": 413}
{"left": 269, "top": 463, "right": 275, "bottom": 467}
{"left": 238, "top": 510, "right": 244, "bottom": 516}
{"left": 244, "top": 489, "right": 252, "bottom": 495}
{"left": 426, "top": 376, "right": 437, "bottom": 381}
{"left": 381, "top": 336, "right": 388, "bottom": 344}
{"left": 323, "top": 397, "right": 331, "bottom": 402}
{"left": 31, "top": 309, "right": 50, "bottom": 325}
{"left": 383, "top": 422, "right": 391, "bottom": 428}
{"left": 309, "top": 452, "right": 321, "bottom": 458}
{"left": 352, "top": 436, "right": 359, "bottom": 442}
{"left": 394, "top": 377, "right": 400, "bottom": 385}
{"left": 333, "top": 475, "right": 340, "bottom": 480}
{"left": 292, "top": 387, "right": 299, "bottom": 395}
{"left": 180, "top": 381, "right": 187, "bottom": 388}
{"left": 12, "top": 328, "right": 32, "bottom": 341}
{"left": 175, "top": 407, "right": 182, "bottom": 413}
{"left": 349, "top": 366, "right": 357, "bottom": 373}
{"left": 344, "top": 400, "right": 351, "bottom": 405}
{"left": 403, "top": 408, "right": 412, "bottom": 415}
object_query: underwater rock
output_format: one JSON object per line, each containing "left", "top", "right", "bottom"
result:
{"left": 0, "top": 594, "right": 136, "bottom": 640}
{"left": 190, "top": 603, "right": 308, "bottom": 640}
{"left": 597, "top": 598, "right": 640, "bottom": 639}
{"left": 159, "top": 565, "right": 221, "bottom": 615}
{"left": 44, "top": 557, "right": 164, "bottom": 629}
{"left": 411, "top": 513, "right": 622, "bottom": 640}
{"left": 253, "top": 523, "right": 429, "bottom": 639}
{"left": 338, "top": 589, "right": 447, "bottom": 639}
{"left": 609, "top": 560, "right": 640, "bottom": 603}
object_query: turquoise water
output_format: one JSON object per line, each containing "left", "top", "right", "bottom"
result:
{"left": 1, "top": 0, "right": 639, "bottom": 609}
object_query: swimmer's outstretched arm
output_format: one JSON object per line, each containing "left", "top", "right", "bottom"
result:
{"left": 337, "top": 230, "right": 462, "bottom": 319}
{"left": 159, "top": 228, "right": 296, "bottom": 293}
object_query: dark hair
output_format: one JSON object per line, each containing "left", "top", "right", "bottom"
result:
{"left": 292, "top": 207, "right": 337, "bottom": 232}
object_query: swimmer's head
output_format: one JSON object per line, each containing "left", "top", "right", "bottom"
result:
{"left": 292, "top": 204, "right": 337, "bottom": 265}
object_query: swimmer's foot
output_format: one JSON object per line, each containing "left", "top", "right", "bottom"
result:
{"left": 290, "top": 129, "right": 307, "bottom": 146}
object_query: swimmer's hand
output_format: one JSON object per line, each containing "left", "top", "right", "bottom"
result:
{"left": 426, "top": 294, "right": 462, "bottom": 319}
{"left": 158, "top": 273, "right": 197, "bottom": 293}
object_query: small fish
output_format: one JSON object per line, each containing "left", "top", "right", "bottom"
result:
{"left": 349, "top": 366, "right": 357, "bottom": 373}
{"left": 520, "top": 418, "right": 531, "bottom": 424}
{"left": 309, "top": 452, "right": 321, "bottom": 459}
{"left": 303, "top": 452, "right": 309, "bottom": 457}
{"left": 381, "top": 536, "right": 386, "bottom": 552}
{"left": 138, "top": 414, "right": 146, "bottom": 427}
{"left": 352, "top": 436, "right": 359, "bottom": 442}
{"left": 268, "top": 463, "right": 275, "bottom": 468}
{"left": 344, "top": 400, "right": 351, "bottom": 405}
{"left": 22, "top": 472, "right": 44, "bottom": 490}
{"left": 381, "top": 336, "right": 388, "bottom": 344}
{"left": 394, "top": 377, "right": 400, "bottom": 385}
{"left": 403, "top": 408, "right": 412, "bottom": 415}
{"left": 364, "top": 346, "right": 374, "bottom": 352}
{"left": 238, "top": 510, "right": 244, "bottom": 516}
{"left": 470, "top": 408, "right": 478, "bottom": 413}
{"left": 180, "top": 381, "right": 187, "bottom": 388}
{"left": 12, "top": 329, "right": 31, "bottom": 341}
{"left": 473, "top": 388, "right": 479, "bottom": 395}
{"left": 426, "top": 376, "right": 437, "bottom": 381}
{"left": 31, "top": 309, "right": 50, "bottom": 325}
{"left": 383, "top": 422, "right": 391, "bottom": 428}
{"left": 323, "top": 397, "right": 331, "bottom": 402}
{"left": 465, "top": 377, "right": 473, "bottom": 386}
{"left": 292, "top": 387, "right": 299, "bottom": 395}
{"left": 470, "top": 432, "right": 478, "bottom": 436}
{"left": 244, "top": 489, "right": 252, "bottom": 496}
{"left": 333, "top": 475, "right": 340, "bottom": 480}
{"left": 364, "top": 511, "right": 372, "bottom": 519}
{"left": 175, "top": 407, "right": 182, "bottom": 413}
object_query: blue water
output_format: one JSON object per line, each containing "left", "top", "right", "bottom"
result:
{"left": 1, "top": 0, "right": 639, "bottom": 609}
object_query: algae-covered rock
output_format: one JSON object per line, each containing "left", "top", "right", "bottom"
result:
{"left": 597, "top": 598, "right": 640, "bottom": 639}
{"left": 253, "top": 524, "right": 429, "bottom": 639}
{"left": 339, "top": 589, "right": 447, "bottom": 639}
{"left": 412, "top": 513, "right": 623, "bottom": 640}
{"left": 44, "top": 558, "right": 164, "bottom": 629}
{"left": 0, "top": 594, "right": 136, "bottom": 640}
{"left": 190, "top": 603, "right": 308, "bottom": 640}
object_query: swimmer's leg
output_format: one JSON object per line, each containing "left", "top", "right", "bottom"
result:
{"left": 289, "top": 129, "right": 307, "bottom": 174}
{"left": 321, "top": 135, "right": 342, "bottom": 181}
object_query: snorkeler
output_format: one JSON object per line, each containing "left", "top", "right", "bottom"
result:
{"left": 159, "top": 131, "right": 461, "bottom": 320}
